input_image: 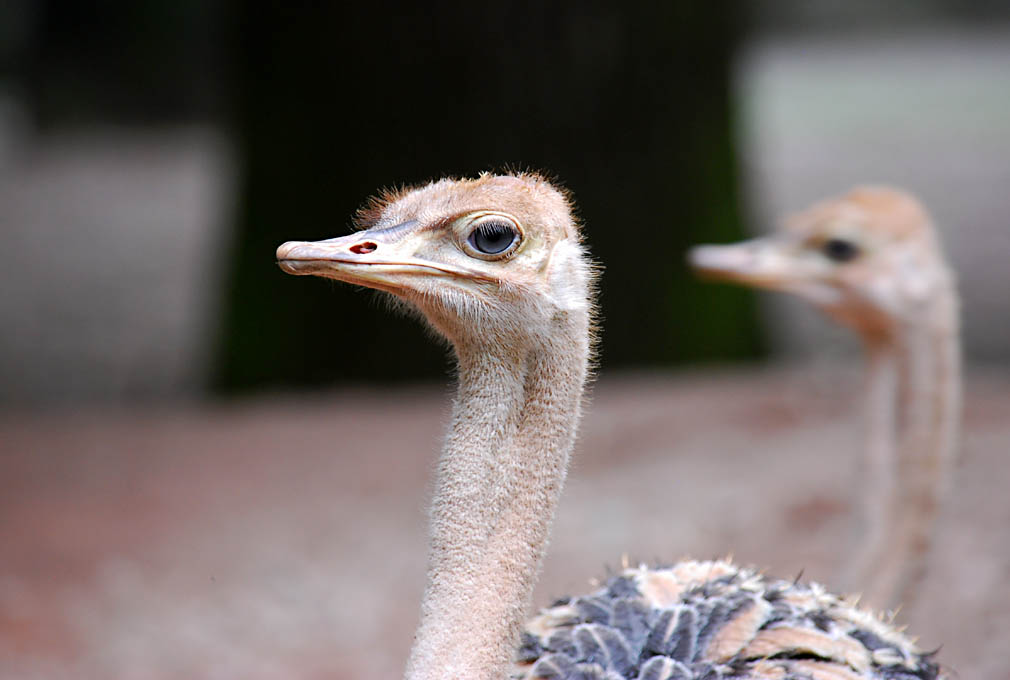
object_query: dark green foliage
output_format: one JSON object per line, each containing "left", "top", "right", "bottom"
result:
{"left": 216, "top": 2, "right": 764, "bottom": 391}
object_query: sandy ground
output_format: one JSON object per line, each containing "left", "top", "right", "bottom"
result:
{"left": 1, "top": 366, "right": 1007, "bottom": 680}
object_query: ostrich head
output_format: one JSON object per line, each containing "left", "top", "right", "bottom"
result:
{"left": 277, "top": 173, "right": 592, "bottom": 349}
{"left": 689, "top": 187, "right": 954, "bottom": 342}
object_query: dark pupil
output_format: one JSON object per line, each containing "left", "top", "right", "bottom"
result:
{"left": 471, "top": 221, "right": 515, "bottom": 254}
{"left": 823, "top": 238, "right": 859, "bottom": 263}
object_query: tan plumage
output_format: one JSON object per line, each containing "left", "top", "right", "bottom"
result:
{"left": 276, "top": 174, "right": 946, "bottom": 679}
{"left": 690, "top": 187, "right": 961, "bottom": 613}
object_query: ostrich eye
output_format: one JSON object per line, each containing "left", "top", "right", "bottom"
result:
{"left": 468, "top": 219, "right": 519, "bottom": 256}
{"left": 823, "top": 238, "right": 860, "bottom": 263}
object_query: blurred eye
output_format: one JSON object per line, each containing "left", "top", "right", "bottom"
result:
{"left": 467, "top": 219, "right": 519, "bottom": 256}
{"left": 822, "top": 238, "right": 860, "bottom": 263}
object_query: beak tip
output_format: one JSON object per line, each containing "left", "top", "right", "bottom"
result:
{"left": 276, "top": 241, "right": 319, "bottom": 276}
{"left": 687, "top": 244, "right": 729, "bottom": 273}
{"left": 276, "top": 241, "right": 301, "bottom": 261}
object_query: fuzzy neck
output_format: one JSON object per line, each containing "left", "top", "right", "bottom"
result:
{"left": 843, "top": 301, "right": 961, "bottom": 610}
{"left": 405, "top": 313, "right": 590, "bottom": 680}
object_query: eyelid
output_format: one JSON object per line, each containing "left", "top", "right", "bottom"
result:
{"left": 468, "top": 212, "right": 521, "bottom": 231}
{"left": 804, "top": 233, "right": 850, "bottom": 249}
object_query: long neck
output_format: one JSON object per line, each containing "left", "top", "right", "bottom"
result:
{"left": 843, "top": 298, "right": 961, "bottom": 610}
{"left": 405, "top": 315, "right": 590, "bottom": 680}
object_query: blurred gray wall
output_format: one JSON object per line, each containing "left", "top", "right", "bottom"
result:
{"left": 0, "top": 116, "right": 234, "bottom": 403}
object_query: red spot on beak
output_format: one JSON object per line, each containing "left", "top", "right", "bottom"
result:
{"left": 350, "top": 241, "right": 377, "bottom": 254}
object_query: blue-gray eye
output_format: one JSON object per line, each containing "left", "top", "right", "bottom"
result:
{"left": 468, "top": 220, "right": 518, "bottom": 255}
{"left": 823, "top": 238, "right": 860, "bottom": 263}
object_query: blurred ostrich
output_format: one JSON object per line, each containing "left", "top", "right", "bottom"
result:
{"left": 690, "top": 187, "right": 960, "bottom": 612}
{"left": 277, "top": 174, "right": 945, "bottom": 679}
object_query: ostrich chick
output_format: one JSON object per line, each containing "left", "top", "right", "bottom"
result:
{"left": 689, "top": 187, "right": 960, "bottom": 613}
{"left": 277, "top": 174, "right": 945, "bottom": 680}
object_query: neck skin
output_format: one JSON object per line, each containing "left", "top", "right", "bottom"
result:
{"left": 405, "top": 312, "right": 590, "bottom": 680}
{"left": 841, "top": 298, "right": 961, "bottom": 611}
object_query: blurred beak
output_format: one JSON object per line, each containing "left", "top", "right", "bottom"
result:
{"left": 276, "top": 220, "right": 493, "bottom": 293}
{"left": 688, "top": 237, "right": 798, "bottom": 291}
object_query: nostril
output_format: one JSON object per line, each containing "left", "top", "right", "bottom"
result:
{"left": 350, "top": 241, "right": 377, "bottom": 255}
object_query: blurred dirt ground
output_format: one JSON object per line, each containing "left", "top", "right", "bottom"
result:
{"left": 1, "top": 367, "right": 1008, "bottom": 680}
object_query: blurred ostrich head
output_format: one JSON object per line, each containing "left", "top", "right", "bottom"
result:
{"left": 690, "top": 187, "right": 955, "bottom": 342}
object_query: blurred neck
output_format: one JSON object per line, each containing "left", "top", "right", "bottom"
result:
{"left": 405, "top": 312, "right": 590, "bottom": 680}
{"left": 845, "top": 298, "right": 961, "bottom": 610}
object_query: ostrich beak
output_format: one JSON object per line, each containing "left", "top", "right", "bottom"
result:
{"left": 688, "top": 238, "right": 797, "bottom": 290}
{"left": 277, "top": 220, "right": 493, "bottom": 293}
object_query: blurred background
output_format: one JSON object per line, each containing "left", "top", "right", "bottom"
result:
{"left": 1, "top": 2, "right": 1008, "bottom": 679}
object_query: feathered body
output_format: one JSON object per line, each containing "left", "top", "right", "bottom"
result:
{"left": 517, "top": 561, "right": 940, "bottom": 680}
